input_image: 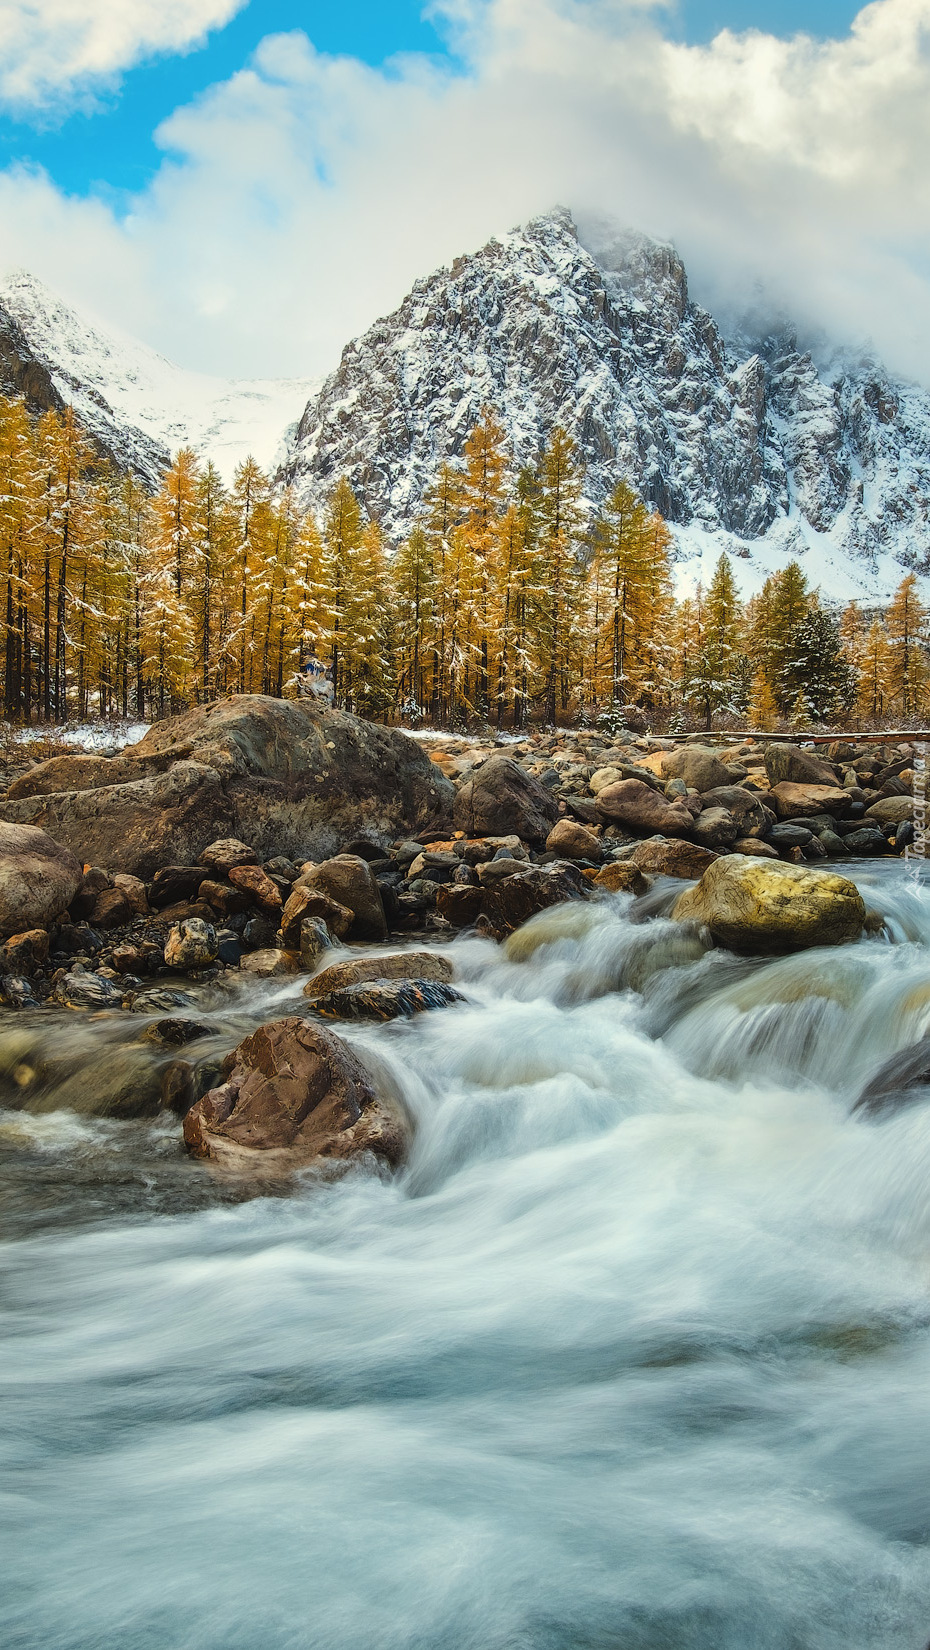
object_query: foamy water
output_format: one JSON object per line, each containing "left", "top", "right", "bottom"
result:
{"left": 3, "top": 865, "right": 930, "bottom": 1649}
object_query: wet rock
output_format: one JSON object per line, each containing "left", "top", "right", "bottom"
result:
{"left": 476, "top": 857, "right": 527, "bottom": 885}
{"left": 301, "top": 855, "right": 388, "bottom": 941}
{"left": 818, "top": 830, "right": 851, "bottom": 858}
{"left": 770, "top": 783, "right": 853, "bottom": 820}
{"left": 53, "top": 969, "right": 124, "bottom": 1010}
{"left": 311, "top": 979, "right": 464, "bottom": 1021}
{"left": 853, "top": 1041, "right": 930, "bottom": 1118}
{"left": 628, "top": 839, "right": 719, "bottom": 880}
{"left": 200, "top": 837, "right": 258, "bottom": 874}
{"left": 766, "top": 822, "right": 813, "bottom": 848}
{"left": 842, "top": 827, "right": 892, "bottom": 856}
{"left": 131, "top": 987, "right": 194, "bottom": 1013}
{"left": 0, "top": 821, "right": 82, "bottom": 939}
{"left": 698, "top": 786, "right": 773, "bottom": 837}
{"left": 1, "top": 974, "right": 39, "bottom": 1009}
{"left": 227, "top": 863, "right": 284, "bottom": 913}
{"left": 28, "top": 1046, "right": 162, "bottom": 1118}
{"left": 216, "top": 929, "right": 243, "bottom": 966}
{"left": 672, "top": 858, "right": 867, "bottom": 955}
{"left": 299, "top": 916, "right": 333, "bottom": 969}
{"left": 763, "top": 744, "right": 838, "bottom": 788}
{"left": 143, "top": 1017, "right": 214, "bottom": 1049}
{"left": 435, "top": 885, "right": 484, "bottom": 927}
{"left": 479, "top": 865, "right": 589, "bottom": 940}
{"left": 161, "top": 1060, "right": 196, "bottom": 1115}
{"left": 545, "top": 818, "right": 602, "bottom": 860}
{"left": 660, "top": 746, "right": 731, "bottom": 792}
{"left": 239, "top": 948, "right": 301, "bottom": 977}
{"left": 595, "top": 779, "right": 694, "bottom": 838}
{"left": 164, "top": 918, "right": 218, "bottom": 972}
{"left": 242, "top": 915, "right": 280, "bottom": 951}
{"left": 304, "top": 951, "right": 455, "bottom": 998}
{"left": 2, "top": 928, "right": 49, "bottom": 973}
{"left": 280, "top": 883, "right": 350, "bottom": 947}
{"left": 183, "top": 1017, "right": 408, "bottom": 1173}
{"left": 592, "top": 862, "right": 650, "bottom": 894}
{"left": 453, "top": 755, "right": 559, "bottom": 844}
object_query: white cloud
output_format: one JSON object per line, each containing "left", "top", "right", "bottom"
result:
{"left": 0, "top": 0, "right": 929, "bottom": 392}
{"left": 0, "top": 0, "right": 246, "bottom": 112}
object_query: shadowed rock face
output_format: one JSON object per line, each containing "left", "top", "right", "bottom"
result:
{"left": 853, "top": 1042, "right": 930, "bottom": 1118}
{"left": 0, "top": 696, "right": 454, "bottom": 878}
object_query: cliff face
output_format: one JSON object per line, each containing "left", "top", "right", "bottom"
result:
{"left": 282, "top": 209, "right": 930, "bottom": 591}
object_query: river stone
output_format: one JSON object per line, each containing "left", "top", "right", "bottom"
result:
{"left": 770, "top": 783, "right": 853, "bottom": 820}
{"left": 593, "top": 862, "right": 650, "bottom": 895}
{"left": 690, "top": 806, "right": 739, "bottom": 849}
{"left": 164, "top": 918, "right": 218, "bottom": 972}
{"left": 660, "top": 746, "right": 731, "bottom": 792}
{"left": 545, "top": 818, "right": 602, "bottom": 860}
{"left": 285, "top": 886, "right": 353, "bottom": 943}
{"left": 865, "top": 796, "right": 913, "bottom": 825}
{"left": 53, "top": 969, "right": 124, "bottom": 1010}
{"left": 199, "top": 879, "right": 251, "bottom": 916}
{"left": 200, "top": 837, "right": 258, "bottom": 873}
{"left": 183, "top": 1017, "right": 409, "bottom": 1173}
{"left": 311, "top": 979, "right": 464, "bottom": 1021}
{"left": 595, "top": 779, "right": 694, "bottom": 838}
{"left": 239, "top": 948, "right": 301, "bottom": 977}
{"left": 299, "top": 917, "right": 333, "bottom": 968}
{"left": 304, "top": 952, "right": 455, "bottom": 998}
{"left": 842, "top": 828, "right": 891, "bottom": 856}
{"left": 131, "top": 987, "right": 194, "bottom": 1013}
{"left": 2, "top": 929, "right": 49, "bottom": 973}
{"left": 764, "top": 744, "right": 838, "bottom": 788}
{"left": 112, "top": 873, "right": 148, "bottom": 914}
{"left": 0, "top": 821, "right": 82, "bottom": 940}
{"left": 300, "top": 855, "right": 388, "bottom": 941}
{"left": 435, "top": 885, "right": 484, "bottom": 927}
{"left": 672, "top": 858, "right": 867, "bottom": 955}
{"left": 733, "top": 838, "right": 780, "bottom": 859}
{"left": 698, "top": 786, "right": 772, "bottom": 837}
{"left": 143, "top": 1017, "right": 214, "bottom": 1047}
{"left": 853, "top": 1040, "right": 930, "bottom": 1117}
{"left": 0, "top": 696, "right": 453, "bottom": 877}
{"left": 227, "top": 863, "right": 283, "bottom": 912}
{"left": 766, "top": 822, "right": 813, "bottom": 848}
{"left": 26, "top": 1046, "right": 163, "bottom": 1118}
{"left": 1, "top": 974, "right": 39, "bottom": 1009}
{"left": 453, "top": 756, "right": 559, "bottom": 844}
{"left": 478, "top": 864, "right": 590, "bottom": 940}
{"left": 629, "top": 839, "right": 719, "bottom": 880}
{"left": 88, "top": 886, "right": 134, "bottom": 929}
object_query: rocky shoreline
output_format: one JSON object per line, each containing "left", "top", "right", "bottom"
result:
{"left": 0, "top": 697, "right": 919, "bottom": 1182}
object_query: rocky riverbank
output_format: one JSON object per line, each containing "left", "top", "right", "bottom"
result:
{"left": 0, "top": 697, "right": 918, "bottom": 1178}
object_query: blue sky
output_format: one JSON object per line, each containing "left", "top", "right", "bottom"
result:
{"left": 0, "top": 1, "right": 866, "bottom": 200}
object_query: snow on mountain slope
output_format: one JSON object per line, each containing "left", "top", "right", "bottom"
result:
{"left": 0, "top": 271, "right": 320, "bottom": 484}
{"left": 282, "top": 209, "right": 930, "bottom": 602}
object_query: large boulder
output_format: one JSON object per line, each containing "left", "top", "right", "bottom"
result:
{"left": 699, "top": 786, "right": 773, "bottom": 838}
{"left": 595, "top": 779, "right": 694, "bottom": 838}
{"left": 672, "top": 858, "right": 866, "bottom": 955}
{"left": 660, "top": 746, "right": 731, "bottom": 792}
{"left": 763, "top": 744, "right": 838, "bottom": 788}
{"left": 0, "top": 821, "right": 82, "bottom": 939}
{"left": 183, "top": 1018, "right": 409, "bottom": 1174}
{"left": 0, "top": 696, "right": 453, "bottom": 878}
{"left": 453, "top": 756, "right": 559, "bottom": 844}
{"left": 478, "top": 864, "right": 590, "bottom": 939}
{"left": 545, "top": 818, "right": 602, "bottom": 860}
{"left": 769, "top": 783, "right": 853, "bottom": 820}
{"left": 865, "top": 796, "right": 912, "bottom": 826}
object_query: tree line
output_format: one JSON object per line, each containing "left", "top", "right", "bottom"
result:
{"left": 0, "top": 394, "right": 926, "bottom": 729}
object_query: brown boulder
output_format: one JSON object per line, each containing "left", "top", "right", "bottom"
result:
{"left": 199, "top": 837, "right": 258, "bottom": 874}
{"left": 88, "top": 886, "right": 134, "bottom": 929}
{"left": 239, "top": 948, "right": 300, "bottom": 977}
{"left": 228, "top": 863, "right": 283, "bottom": 913}
{"left": 199, "top": 879, "right": 251, "bottom": 916}
{"left": 629, "top": 839, "right": 720, "bottom": 879}
{"left": 660, "top": 746, "right": 731, "bottom": 792}
{"left": 763, "top": 744, "right": 838, "bottom": 788}
{"left": 2, "top": 928, "right": 49, "bottom": 973}
{"left": 592, "top": 862, "right": 650, "bottom": 895}
{"left": 112, "top": 873, "right": 148, "bottom": 914}
{"left": 0, "top": 821, "right": 82, "bottom": 939}
{"left": 770, "top": 783, "right": 853, "bottom": 819}
{"left": 595, "top": 779, "right": 695, "bottom": 838}
{"left": 478, "top": 865, "right": 589, "bottom": 940}
{"left": 453, "top": 756, "right": 558, "bottom": 844}
{"left": 304, "top": 951, "right": 455, "bottom": 998}
{"left": 545, "top": 818, "right": 602, "bottom": 860}
{"left": 435, "top": 885, "right": 484, "bottom": 927}
{"left": 301, "top": 855, "right": 387, "bottom": 941}
{"left": 183, "top": 1018, "right": 409, "bottom": 1173}
{"left": 288, "top": 887, "right": 353, "bottom": 941}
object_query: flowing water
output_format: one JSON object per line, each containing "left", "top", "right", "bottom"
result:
{"left": 3, "top": 864, "right": 930, "bottom": 1649}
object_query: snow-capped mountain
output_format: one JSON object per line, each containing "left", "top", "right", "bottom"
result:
{"left": 282, "top": 209, "right": 930, "bottom": 602}
{"left": 0, "top": 271, "right": 320, "bottom": 483}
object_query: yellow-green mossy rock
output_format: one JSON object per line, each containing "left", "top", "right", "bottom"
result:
{"left": 672, "top": 857, "right": 866, "bottom": 955}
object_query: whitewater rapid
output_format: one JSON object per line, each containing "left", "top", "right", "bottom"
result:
{"left": 3, "top": 864, "right": 930, "bottom": 1649}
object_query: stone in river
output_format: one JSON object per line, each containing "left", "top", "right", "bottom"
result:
{"left": 53, "top": 969, "right": 124, "bottom": 1010}
{"left": 672, "top": 857, "right": 866, "bottom": 955}
{"left": 592, "top": 862, "right": 650, "bottom": 895}
{"left": 164, "top": 918, "right": 218, "bottom": 972}
{"left": 310, "top": 979, "right": 464, "bottom": 1021}
{"left": 853, "top": 1040, "right": 930, "bottom": 1118}
{"left": 183, "top": 1017, "right": 409, "bottom": 1173}
{"left": 769, "top": 783, "right": 852, "bottom": 820}
{"left": 304, "top": 952, "right": 455, "bottom": 998}
{"left": 628, "top": 839, "right": 719, "bottom": 880}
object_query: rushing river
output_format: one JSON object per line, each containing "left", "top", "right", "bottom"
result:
{"left": 3, "top": 863, "right": 930, "bottom": 1650}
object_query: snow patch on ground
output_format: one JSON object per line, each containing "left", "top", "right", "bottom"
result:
{"left": 14, "top": 722, "right": 150, "bottom": 751}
